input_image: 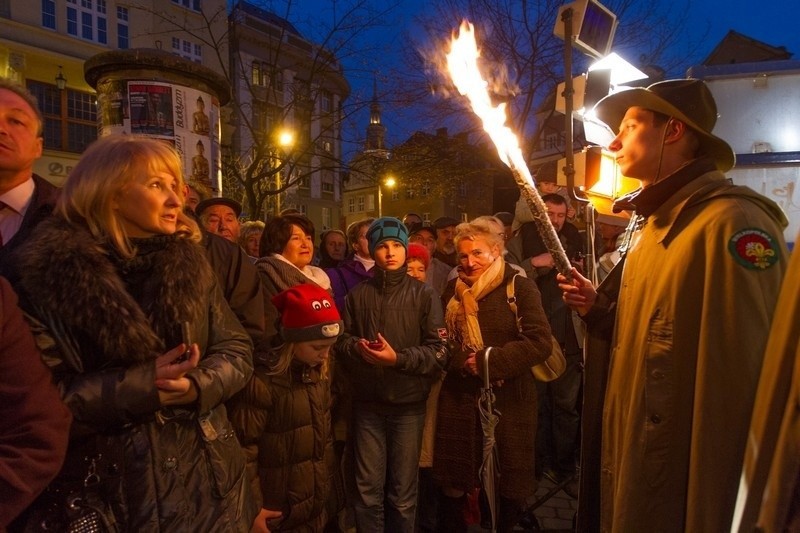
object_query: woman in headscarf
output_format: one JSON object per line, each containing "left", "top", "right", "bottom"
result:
{"left": 11, "top": 135, "right": 255, "bottom": 531}
{"left": 433, "top": 218, "right": 552, "bottom": 533}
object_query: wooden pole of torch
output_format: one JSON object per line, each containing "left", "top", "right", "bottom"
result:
{"left": 509, "top": 164, "right": 573, "bottom": 279}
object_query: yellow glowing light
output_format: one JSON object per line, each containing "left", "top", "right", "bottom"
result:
{"left": 445, "top": 21, "right": 535, "bottom": 187}
{"left": 385, "top": 176, "right": 397, "bottom": 188}
{"left": 277, "top": 129, "right": 294, "bottom": 148}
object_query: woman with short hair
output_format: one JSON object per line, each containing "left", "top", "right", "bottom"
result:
{"left": 433, "top": 219, "right": 552, "bottom": 532}
{"left": 239, "top": 220, "right": 265, "bottom": 260}
{"left": 257, "top": 214, "right": 331, "bottom": 297}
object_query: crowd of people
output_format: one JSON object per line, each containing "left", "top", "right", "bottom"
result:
{"left": 1, "top": 73, "right": 799, "bottom": 533}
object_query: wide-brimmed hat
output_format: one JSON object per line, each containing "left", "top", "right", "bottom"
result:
{"left": 195, "top": 197, "right": 242, "bottom": 217}
{"left": 593, "top": 79, "right": 735, "bottom": 172}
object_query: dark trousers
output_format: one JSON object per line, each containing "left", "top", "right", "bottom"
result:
{"left": 415, "top": 467, "right": 441, "bottom": 532}
{"left": 536, "top": 352, "right": 582, "bottom": 476}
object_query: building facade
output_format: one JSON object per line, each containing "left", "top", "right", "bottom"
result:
{"left": 227, "top": 1, "right": 350, "bottom": 232}
{"left": 0, "top": 0, "right": 227, "bottom": 185}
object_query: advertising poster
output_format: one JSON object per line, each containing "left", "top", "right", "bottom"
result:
{"left": 129, "top": 82, "right": 175, "bottom": 136}
{"left": 94, "top": 79, "right": 221, "bottom": 192}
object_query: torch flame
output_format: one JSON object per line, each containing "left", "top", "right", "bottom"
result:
{"left": 445, "top": 20, "right": 573, "bottom": 278}
{"left": 445, "top": 21, "right": 533, "bottom": 187}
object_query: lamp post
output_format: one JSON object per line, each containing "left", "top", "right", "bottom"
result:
{"left": 275, "top": 128, "right": 294, "bottom": 215}
{"left": 378, "top": 176, "right": 396, "bottom": 217}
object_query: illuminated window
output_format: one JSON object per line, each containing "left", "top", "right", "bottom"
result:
{"left": 27, "top": 81, "right": 97, "bottom": 154}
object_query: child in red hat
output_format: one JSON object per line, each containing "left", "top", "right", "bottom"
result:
{"left": 229, "top": 283, "right": 343, "bottom": 532}
{"left": 406, "top": 242, "right": 430, "bottom": 283}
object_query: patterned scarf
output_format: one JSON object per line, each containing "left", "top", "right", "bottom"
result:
{"left": 445, "top": 255, "right": 506, "bottom": 352}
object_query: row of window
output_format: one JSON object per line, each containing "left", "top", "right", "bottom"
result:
{"left": 251, "top": 63, "right": 333, "bottom": 113}
{"left": 172, "top": 37, "right": 203, "bottom": 63}
{"left": 41, "top": 0, "right": 128, "bottom": 49}
{"left": 41, "top": 2, "right": 198, "bottom": 53}
{"left": 293, "top": 176, "right": 334, "bottom": 193}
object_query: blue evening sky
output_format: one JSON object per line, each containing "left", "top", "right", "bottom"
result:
{"left": 284, "top": 0, "right": 800, "bottom": 145}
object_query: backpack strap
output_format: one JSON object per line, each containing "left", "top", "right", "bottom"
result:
{"left": 506, "top": 273, "right": 523, "bottom": 333}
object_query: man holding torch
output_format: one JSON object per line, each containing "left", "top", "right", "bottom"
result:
{"left": 559, "top": 79, "right": 788, "bottom": 532}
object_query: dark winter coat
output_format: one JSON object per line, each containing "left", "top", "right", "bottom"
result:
{"left": 336, "top": 265, "right": 448, "bottom": 413}
{"left": 203, "top": 231, "right": 271, "bottom": 345}
{"left": 0, "top": 174, "right": 59, "bottom": 285}
{"left": 11, "top": 217, "right": 256, "bottom": 532}
{"left": 324, "top": 258, "right": 374, "bottom": 314}
{"left": 229, "top": 359, "right": 335, "bottom": 532}
{"left": 433, "top": 265, "right": 552, "bottom": 500}
{"left": 0, "top": 277, "right": 71, "bottom": 528}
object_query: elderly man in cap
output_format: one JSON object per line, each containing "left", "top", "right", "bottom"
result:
{"left": 432, "top": 216, "right": 459, "bottom": 267}
{"left": 196, "top": 197, "right": 242, "bottom": 243}
{"left": 559, "top": 79, "right": 788, "bottom": 532}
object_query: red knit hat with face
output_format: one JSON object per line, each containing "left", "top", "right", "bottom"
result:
{"left": 406, "top": 242, "right": 430, "bottom": 270}
{"left": 271, "top": 283, "right": 343, "bottom": 342}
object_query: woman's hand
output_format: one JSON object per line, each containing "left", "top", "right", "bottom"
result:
{"left": 156, "top": 343, "right": 200, "bottom": 406}
{"left": 357, "top": 333, "right": 397, "bottom": 366}
{"left": 463, "top": 352, "right": 478, "bottom": 376}
{"left": 557, "top": 267, "right": 597, "bottom": 316}
{"left": 250, "top": 508, "right": 283, "bottom": 533}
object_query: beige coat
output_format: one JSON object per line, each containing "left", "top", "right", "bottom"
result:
{"left": 600, "top": 170, "right": 788, "bottom": 532}
{"left": 732, "top": 230, "right": 800, "bottom": 533}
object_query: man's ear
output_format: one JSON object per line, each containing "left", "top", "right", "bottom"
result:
{"left": 664, "top": 119, "right": 687, "bottom": 144}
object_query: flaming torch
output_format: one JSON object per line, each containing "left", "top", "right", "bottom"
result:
{"left": 445, "top": 21, "right": 572, "bottom": 278}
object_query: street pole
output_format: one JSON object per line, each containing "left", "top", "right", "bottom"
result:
{"left": 377, "top": 183, "right": 382, "bottom": 217}
{"left": 276, "top": 170, "right": 281, "bottom": 214}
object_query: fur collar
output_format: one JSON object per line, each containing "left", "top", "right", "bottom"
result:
{"left": 15, "top": 217, "right": 214, "bottom": 364}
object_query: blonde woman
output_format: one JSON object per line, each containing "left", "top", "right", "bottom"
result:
{"left": 432, "top": 219, "right": 552, "bottom": 532}
{"left": 12, "top": 135, "right": 256, "bottom": 531}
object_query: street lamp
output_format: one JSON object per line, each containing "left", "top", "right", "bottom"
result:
{"left": 274, "top": 128, "right": 295, "bottom": 214}
{"left": 378, "top": 176, "right": 396, "bottom": 217}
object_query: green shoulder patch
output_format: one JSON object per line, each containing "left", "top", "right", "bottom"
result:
{"left": 728, "top": 228, "right": 780, "bottom": 270}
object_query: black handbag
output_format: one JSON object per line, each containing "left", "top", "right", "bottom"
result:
{"left": 20, "top": 452, "right": 119, "bottom": 533}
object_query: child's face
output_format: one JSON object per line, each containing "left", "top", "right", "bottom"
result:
{"left": 294, "top": 338, "right": 337, "bottom": 367}
{"left": 407, "top": 259, "right": 427, "bottom": 282}
{"left": 373, "top": 240, "right": 407, "bottom": 271}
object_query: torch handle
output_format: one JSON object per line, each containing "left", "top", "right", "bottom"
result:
{"left": 511, "top": 167, "right": 573, "bottom": 280}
